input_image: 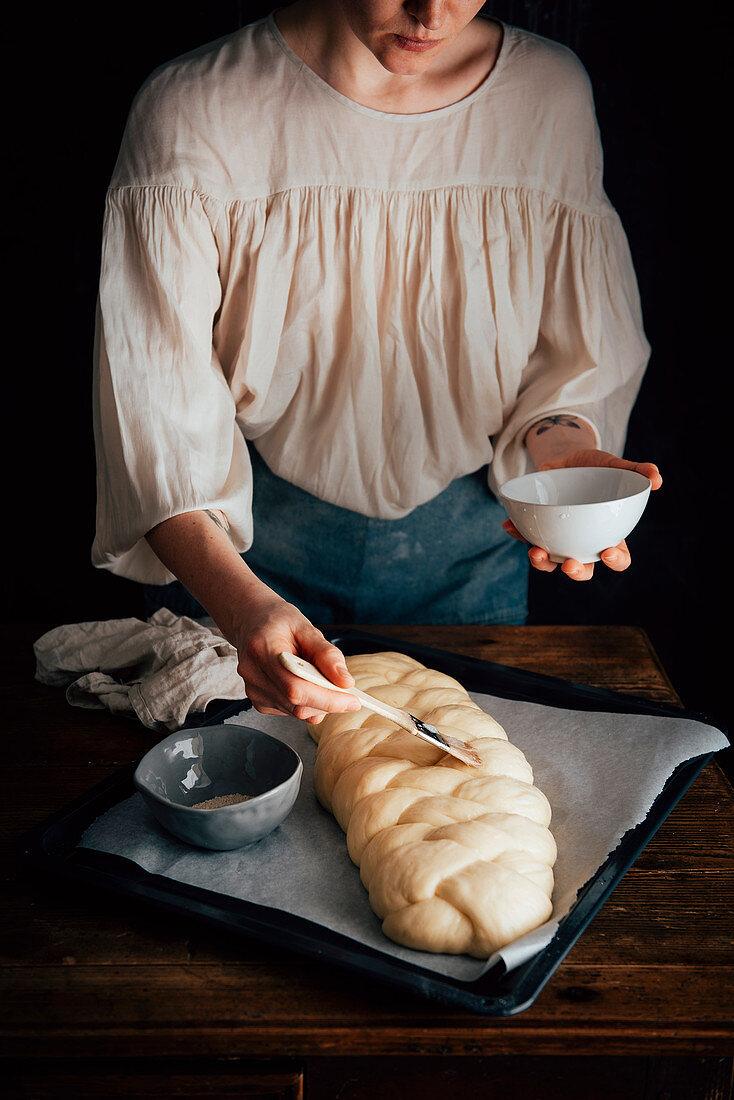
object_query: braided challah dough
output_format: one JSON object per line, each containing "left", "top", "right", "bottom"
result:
{"left": 307, "top": 651, "right": 556, "bottom": 958}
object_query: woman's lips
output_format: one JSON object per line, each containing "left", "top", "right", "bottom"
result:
{"left": 394, "top": 34, "right": 440, "bottom": 52}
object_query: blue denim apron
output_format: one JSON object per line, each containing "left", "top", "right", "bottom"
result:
{"left": 142, "top": 442, "right": 528, "bottom": 625}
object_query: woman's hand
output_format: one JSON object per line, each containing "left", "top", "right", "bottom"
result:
{"left": 146, "top": 509, "right": 359, "bottom": 723}
{"left": 232, "top": 588, "right": 360, "bottom": 724}
{"left": 504, "top": 433, "right": 662, "bottom": 580}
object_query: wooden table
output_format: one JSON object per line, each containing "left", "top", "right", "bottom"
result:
{"left": 2, "top": 623, "right": 732, "bottom": 1099}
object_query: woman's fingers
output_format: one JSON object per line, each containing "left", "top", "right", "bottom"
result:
{"left": 240, "top": 618, "right": 361, "bottom": 721}
{"left": 507, "top": 520, "right": 593, "bottom": 577}
{"left": 628, "top": 461, "right": 662, "bottom": 490}
{"left": 604, "top": 457, "right": 661, "bottom": 491}
{"left": 524, "top": 537, "right": 628, "bottom": 579}
{"left": 538, "top": 450, "right": 663, "bottom": 491}
{"left": 244, "top": 668, "right": 351, "bottom": 723}
{"left": 292, "top": 626, "right": 361, "bottom": 715}
{"left": 299, "top": 628, "right": 355, "bottom": 689}
{"left": 528, "top": 546, "right": 558, "bottom": 572}
{"left": 251, "top": 697, "right": 328, "bottom": 723}
{"left": 505, "top": 521, "right": 558, "bottom": 571}
{"left": 600, "top": 540, "right": 631, "bottom": 571}
{"left": 530, "top": 541, "right": 631, "bottom": 580}
{"left": 561, "top": 558, "right": 595, "bottom": 581}
{"left": 558, "top": 540, "right": 631, "bottom": 580}
{"left": 262, "top": 656, "right": 359, "bottom": 719}
{"left": 502, "top": 518, "right": 526, "bottom": 543}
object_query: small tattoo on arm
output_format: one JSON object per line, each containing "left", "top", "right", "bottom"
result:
{"left": 531, "top": 415, "right": 583, "bottom": 436}
{"left": 204, "top": 509, "right": 235, "bottom": 544}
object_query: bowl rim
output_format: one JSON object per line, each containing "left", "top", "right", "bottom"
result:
{"left": 499, "top": 466, "right": 652, "bottom": 507}
{"left": 133, "top": 725, "right": 303, "bottom": 815}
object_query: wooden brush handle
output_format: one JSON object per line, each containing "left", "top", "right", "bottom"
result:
{"left": 277, "top": 652, "right": 416, "bottom": 733}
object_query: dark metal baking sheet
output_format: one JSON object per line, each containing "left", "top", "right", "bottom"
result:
{"left": 18, "top": 628, "right": 728, "bottom": 1016}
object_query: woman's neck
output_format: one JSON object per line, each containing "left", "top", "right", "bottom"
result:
{"left": 272, "top": 1, "right": 503, "bottom": 115}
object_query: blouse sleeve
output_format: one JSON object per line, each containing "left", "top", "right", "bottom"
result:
{"left": 487, "top": 44, "right": 651, "bottom": 496}
{"left": 488, "top": 201, "right": 651, "bottom": 494}
{"left": 91, "top": 185, "right": 253, "bottom": 584}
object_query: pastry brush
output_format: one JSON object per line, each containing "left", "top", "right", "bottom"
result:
{"left": 278, "top": 652, "right": 482, "bottom": 768}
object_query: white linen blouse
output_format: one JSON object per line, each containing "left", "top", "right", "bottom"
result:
{"left": 92, "top": 11, "right": 650, "bottom": 584}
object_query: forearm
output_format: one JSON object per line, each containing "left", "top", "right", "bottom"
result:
{"left": 145, "top": 510, "right": 269, "bottom": 642}
{"left": 146, "top": 509, "right": 358, "bottom": 723}
{"left": 524, "top": 414, "right": 598, "bottom": 469}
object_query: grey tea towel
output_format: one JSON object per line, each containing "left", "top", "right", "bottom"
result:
{"left": 33, "top": 608, "right": 246, "bottom": 730}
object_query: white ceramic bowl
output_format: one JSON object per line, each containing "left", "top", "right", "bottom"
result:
{"left": 499, "top": 467, "right": 651, "bottom": 564}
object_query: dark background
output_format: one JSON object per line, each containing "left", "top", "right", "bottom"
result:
{"left": 4, "top": 3, "right": 729, "bottom": 749}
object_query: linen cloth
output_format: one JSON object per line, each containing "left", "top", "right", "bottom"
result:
{"left": 92, "top": 11, "right": 650, "bottom": 585}
{"left": 33, "top": 609, "right": 245, "bottom": 731}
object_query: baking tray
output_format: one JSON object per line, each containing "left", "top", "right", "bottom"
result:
{"left": 18, "top": 628, "right": 728, "bottom": 1016}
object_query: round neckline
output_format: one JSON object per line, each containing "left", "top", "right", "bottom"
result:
{"left": 266, "top": 10, "right": 511, "bottom": 122}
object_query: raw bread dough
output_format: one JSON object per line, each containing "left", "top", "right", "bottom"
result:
{"left": 307, "top": 651, "right": 556, "bottom": 958}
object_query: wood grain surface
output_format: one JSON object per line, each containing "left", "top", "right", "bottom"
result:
{"left": 2, "top": 623, "right": 732, "bottom": 1098}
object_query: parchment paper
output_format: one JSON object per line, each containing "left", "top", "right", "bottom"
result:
{"left": 78, "top": 692, "right": 728, "bottom": 982}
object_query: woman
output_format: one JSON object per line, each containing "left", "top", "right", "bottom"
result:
{"left": 92, "top": 0, "right": 661, "bottom": 725}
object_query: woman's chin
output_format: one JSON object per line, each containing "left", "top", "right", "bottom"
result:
{"left": 373, "top": 42, "right": 441, "bottom": 75}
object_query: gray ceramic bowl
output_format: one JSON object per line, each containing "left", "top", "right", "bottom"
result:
{"left": 133, "top": 724, "right": 303, "bottom": 850}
